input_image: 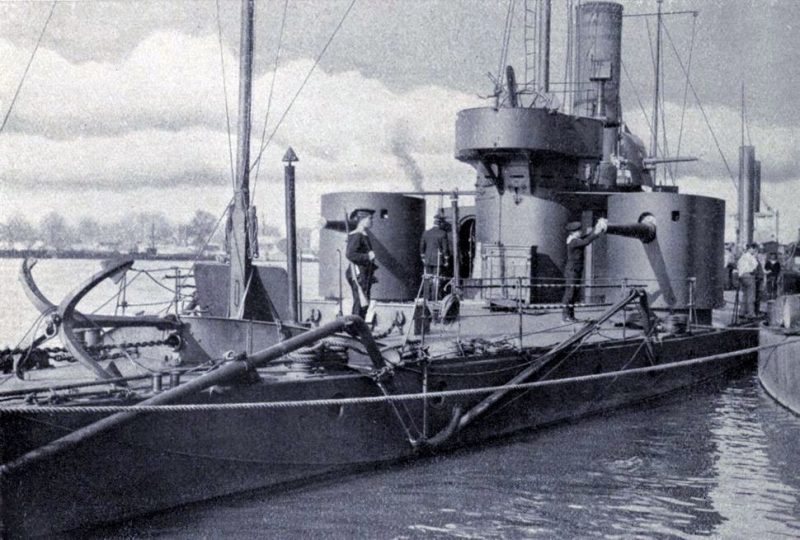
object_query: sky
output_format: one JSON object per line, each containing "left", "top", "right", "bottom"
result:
{"left": 0, "top": 0, "right": 798, "bottom": 242}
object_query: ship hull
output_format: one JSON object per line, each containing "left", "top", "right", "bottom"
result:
{"left": 1, "top": 329, "right": 756, "bottom": 537}
{"left": 758, "top": 328, "right": 800, "bottom": 415}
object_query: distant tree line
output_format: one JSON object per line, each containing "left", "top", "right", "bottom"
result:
{"left": 0, "top": 211, "right": 315, "bottom": 254}
{"left": 0, "top": 210, "right": 224, "bottom": 251}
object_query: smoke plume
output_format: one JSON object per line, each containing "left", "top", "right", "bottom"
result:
{"left": 389, "top": 120, "right": 424, "bottom": 192}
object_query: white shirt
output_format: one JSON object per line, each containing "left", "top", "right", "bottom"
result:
{"left": 737, "top": 252, "right": 758, "bottom": 275}
{"left": 566, "top": 231, "right": 581, "bottom": 245}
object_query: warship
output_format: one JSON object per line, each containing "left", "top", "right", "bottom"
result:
{"left": 0, "top": 1, "right": 770, "bottom": 536}
{"left": 758, "top": 256, "right": 800, "bottom": 415}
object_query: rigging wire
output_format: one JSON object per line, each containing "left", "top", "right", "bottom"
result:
{"left": 661, "top": 24, "right": 737, "bottom": 190}
{"left": 90, "top": 270, "right": 144, "bottom": 315}
{"left": 562, "top": 0, "right": 574, "bottom": 113}
{"left": 3, "top": 311, "right": 50, "bottom": 370}
{"left": 620, "top": 60, "right": 654, "bottom": 150}
{"left": 644, "top": 16, "right": 658, "bottom": 159}
{"left": 644, "top": 12, "right": 675, "bottom": 184}
{"left": 674, "top": 13, "right": 697, "bottom": 177}
{"left": 657, "top": 50, "right": 675, "bottom": 184}
{"left": 248, "top": 0, "right": 358, "bottom": 174}
{"left": 215, "top": 0, "right": 237, "bottom": 188}
{"left": 0, "top": 1, "right": 57, "bottom": 135}
{"left": 532, "top": 0, "right": 539, "bottom": 90}
{"left": 251, "top": 0, "right": 290, "bottom": 202}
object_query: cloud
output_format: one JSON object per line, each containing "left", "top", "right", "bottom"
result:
{"left": 0, "top": 32, "right": 478, "bottom": 228}
{"left": 0, "top": 33, "right": 230, "bottom": 137}
{"left": 2, "top": 29, "right": 798, "bottom": 240}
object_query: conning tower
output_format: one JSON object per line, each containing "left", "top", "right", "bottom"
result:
{"left": 452, "top": 1, "right": 725, "bottom": 321}
{"left": 454, "top": 2, "right": 623, "bottom": 297}
{"left": 455, "top": 106, "right": 603, "bottom": 293}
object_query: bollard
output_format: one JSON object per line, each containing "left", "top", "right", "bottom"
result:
{"left": 151, "top": 372, "right": 163, "bottom": 393}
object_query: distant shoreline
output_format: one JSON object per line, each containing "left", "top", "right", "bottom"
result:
{"left": 0, "top": 249, "right": 318, "bottom": 263}
{"left": 0, "top": 249, "right": 216, "bottom": 261}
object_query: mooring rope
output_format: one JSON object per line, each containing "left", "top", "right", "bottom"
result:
{"left": 2, "top": 339, "right": 796, "bottom": 414}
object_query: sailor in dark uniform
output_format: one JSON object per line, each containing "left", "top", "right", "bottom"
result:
{"left": 420, "top": 214, "right": 451, "bottom": 301}
{"left": 561, "top": 219, "right": 606, "bottom": 322}
{"left": 345, "top": 208, "right": 377, "bottom": 319}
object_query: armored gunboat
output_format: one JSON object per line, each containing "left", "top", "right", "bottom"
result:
{"left": 0, "top": 1, "right": 764, "bottom": 536}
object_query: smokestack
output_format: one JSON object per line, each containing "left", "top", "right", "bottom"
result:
{"left": 572, "top": 2, "right": 623, "bottom": 122}
{"left": 737, "top": 146, "right": 756, "bottom": 251}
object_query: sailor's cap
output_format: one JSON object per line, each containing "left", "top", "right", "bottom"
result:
{"left": 349, "top": 208, "right": 375, "bottom": 221}
{"left": 565, "top": 221, "right": 582, "bottom": 232}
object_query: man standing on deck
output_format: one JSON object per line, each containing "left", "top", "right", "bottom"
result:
{"left": 346, "top": 209, "right": 377, "bottom": 319}
{"left": 561, "top": 218, "right": 607, "bottom": 322}
{"left": 765, "top": 252, "right": 782, "bottom": 300}
{"left": 420, "top": 214, "right": 451, "bottom": 301}
{"left": 736, "top": 243, "right": 759, "bottom": 318}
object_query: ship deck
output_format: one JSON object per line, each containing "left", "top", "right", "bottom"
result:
{"left": 0, "top": 295, "right": 740, "bottom": 405}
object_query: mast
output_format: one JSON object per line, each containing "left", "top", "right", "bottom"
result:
{"left": 539, "top": 0, "right": 551, "bottom": 94}
{"left": 283, "top": 147, "right": 299, "bottom": 322}
{"left": 650, "top": 0, "right": 662, "bottom": 171}
{"left": 229, "top": 0, "right": 256, "bottom": 318}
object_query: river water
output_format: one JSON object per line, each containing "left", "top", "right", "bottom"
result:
{"left": 2, "top": 259, "right": 800, "bottom": 539}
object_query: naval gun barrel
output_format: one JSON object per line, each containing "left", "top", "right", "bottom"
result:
{"left": 606, "top": 221, "right": 656, "bottom": 243}
{"left": 321, "top": 219, "right": 348, "bottom": 233}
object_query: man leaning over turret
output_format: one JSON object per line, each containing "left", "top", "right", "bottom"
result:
{"left": 562, "top": 218, "right": 607, "bottom": 322}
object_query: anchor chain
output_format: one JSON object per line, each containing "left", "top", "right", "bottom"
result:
{"left": 1, "top": 339, "right": 172, "bottom": 372}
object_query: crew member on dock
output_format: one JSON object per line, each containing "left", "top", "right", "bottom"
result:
{"left": 736, "top": 243, "right": 759, "bottom": 318}
{"left": 420, "top": 214, "right": 451, "bottom": 301}
{"left": 346, "top": 208, "right": 377, "bottom": 319}
{"left": 561, "top": 219, "right": 606, "bottom": 322}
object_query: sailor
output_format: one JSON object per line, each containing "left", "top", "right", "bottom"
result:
{"left": 561, "top": 218, "right": 606, "bottom": 322}
{"left": 736, "top": 243, "right": 759, "bottom": 318}
{"left": 724, "top": 243, "right": 736, "bottom": 290}
{"left": 420, "top": 214, "right": 451, "bottom": 301}
{"left": 754, "top": 244, "right": 766, "bottom": 314}
{"left": 765, "top": 252, "right": 782, "bottom": 300}
{"left": 345, "top": 208, "right": 377, "bottom": 319}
